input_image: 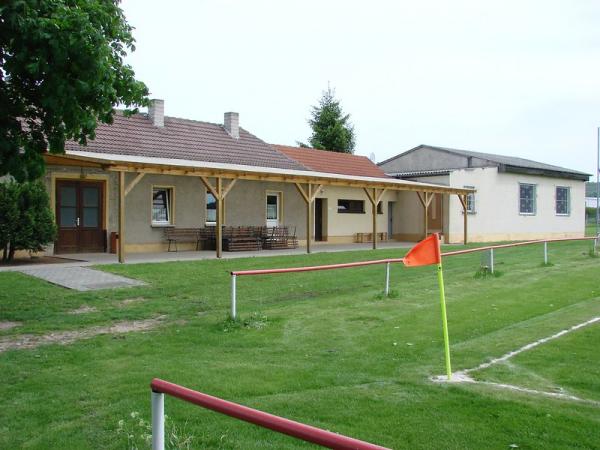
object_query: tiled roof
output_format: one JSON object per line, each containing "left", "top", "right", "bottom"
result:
{"left": 274, "top": 145, "right": 388, "bottom": 178}
{"left": 64, "top": 112, "right": 306, "bottom": 171}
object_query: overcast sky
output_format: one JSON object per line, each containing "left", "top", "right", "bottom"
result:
{"left": 121, "top": 0, "right": 600, "bottom": 176}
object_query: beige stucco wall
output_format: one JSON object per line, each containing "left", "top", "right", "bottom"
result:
{"left": 124, "top": 173, "right": 205, "bottom": 247}
{"left": 446, "top": 167, "right": 586, "bottom": 242}
{"left": 224, "top": 180, "right": 306, "bottom": 235}
{"left": 392, "top": 175, "right": 451, "bottom": 242}
{"left": 316, "top": 185, "right": 394, "bottom": 243}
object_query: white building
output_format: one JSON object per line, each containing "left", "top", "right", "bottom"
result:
{"left": 379, "top": 145, "right": 590, "bottom": 243}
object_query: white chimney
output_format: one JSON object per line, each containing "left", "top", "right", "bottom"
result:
{"left": 224, "top": 112, "right": 239, "bottom": 139}
{"left": 148, "top": 99, "right": 164, "bottom": 127}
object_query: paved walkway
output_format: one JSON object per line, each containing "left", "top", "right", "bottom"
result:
{"left": 0, "top": 241, "right": 414, "bottom": 272}
{"left": 19, "top": 266, "right": 146, "bottom": 291}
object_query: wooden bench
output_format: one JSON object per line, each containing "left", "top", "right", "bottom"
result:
{"left": 223, "top": 226, "right": 262, "bottom": 252}
{"left": 164, "top": 228, "right": 202, "bottom": 252}
{"left": 263, "top": 226, "right": 298, "bottom": 250}
{"left": 355, "top": 232, "right": 387, "bottom": 243}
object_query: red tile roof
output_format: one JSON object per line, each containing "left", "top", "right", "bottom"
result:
{"left": 274, "top": 145, "right": 388, "bottom": 178}
{"left": 65, "top": 112, "right": 306, "bottom": 171}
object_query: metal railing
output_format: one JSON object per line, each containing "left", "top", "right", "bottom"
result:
{"left": 150, "top": 378, "right": 390, "bottom": 450}
{"left": 229, "top": 236, "right": 598, "bottom": 319}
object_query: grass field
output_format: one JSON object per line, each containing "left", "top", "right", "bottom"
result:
{"left": 0, "top": 240, "right": 599, "bottom": 449}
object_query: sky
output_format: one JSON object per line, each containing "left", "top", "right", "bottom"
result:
{"left": 121, "top": 0, "right": 600, "bottom": 176}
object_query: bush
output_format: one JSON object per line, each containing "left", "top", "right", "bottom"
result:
{"left": 0, "top": 180, "right": 56, "bottom": 262}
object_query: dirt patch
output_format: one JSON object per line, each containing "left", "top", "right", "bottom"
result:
{"left": 0, "top": 321, "right": 21, "bottom": 331}
{"left": 0, "top": 316, "right": 165, "bottom": 353}
{"left": 118, "top": 297, "right": 146, "bottom": 307}
{"left": 68, "top": 305, "right": 98, "bottom": 315}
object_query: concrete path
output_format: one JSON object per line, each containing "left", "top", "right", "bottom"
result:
{"left": 0, "top": 241, "right": 415, "bottom": 273}
{"left": 19, "top": 266, "right": 146, "bottom": 291}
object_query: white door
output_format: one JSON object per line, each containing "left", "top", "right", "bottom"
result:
{"left": 266, "top": 193, "right": 281, "bottom": 227}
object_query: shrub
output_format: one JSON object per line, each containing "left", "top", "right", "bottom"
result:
{"left": 0, "top": 180, "right": 56, "bottom": 262}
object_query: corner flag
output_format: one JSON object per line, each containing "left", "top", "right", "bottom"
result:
{"left": 403, "top": 233, "right": 452, "bottom": 380}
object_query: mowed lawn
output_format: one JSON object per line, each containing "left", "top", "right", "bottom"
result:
{"left": 1, "top": 240, "right": 599, "bottom": 449}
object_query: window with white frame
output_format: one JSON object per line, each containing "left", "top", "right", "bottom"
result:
{"left": 519, "top": 183, "right": 536, "bottom": 215}
{"left": 206, "top": 191, "right": 216, "bottom": 224}
{"left": 152, "top": 187, "right": 173, "bottom": 225}
{"left": 555, "top": 186, "right": 570, "bottom": 215}
{"left": 464, "top": 186, "right": 475, "bottom": 213}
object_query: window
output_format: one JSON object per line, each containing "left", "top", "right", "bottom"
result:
{"left": 519, "top": 183, "right": 536, "bottom": 215}
{"left": 464, "top": 186, "right": 475, "bottom": 213}
{"left": 206, "top": 191, "right": 216, "bottom": 224}
{"left": 337, "top": 199, "right": 365, "bottom": 214}
{"left": 266, "top": 192, "right": 281, "bottom": 226}
{"left": 556, "top": 186, "right": 570, "bottom": 215}
{"left": 152, "top": 187, "right": 173, "bottom": 225}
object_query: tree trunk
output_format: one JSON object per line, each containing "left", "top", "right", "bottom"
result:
{"left": 2, "top": 244, "right": 7, "bottom": 262}
{"left": 8, "top": 243, "right": 15, "bottom": 262}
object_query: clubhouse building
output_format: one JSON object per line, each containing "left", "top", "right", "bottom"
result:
{"left": 42, "top": 100, "right": 588, "bottom": 262}
{"left": 44, "top": 100, "right": 471, "bottom": 262}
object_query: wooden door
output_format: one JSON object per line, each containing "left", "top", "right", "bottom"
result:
{"left": 315, "top": 198, "right": 323, "bottom": 241}
{"left": 427, "top": 194, "right": 443, "bottom": 231}
{"left": 55, "top": 180, "right": 105, "bottom": 253}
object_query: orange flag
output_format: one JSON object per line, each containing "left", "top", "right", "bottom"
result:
{"left": 403, "top": 233, "right": 441, "bottom": 267}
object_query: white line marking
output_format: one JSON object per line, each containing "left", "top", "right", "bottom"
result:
{"left": 432, "top": 316, "right": 600, "bottom": 405}
{"left": 463, "top": 316, "right": 600, "bottom": 375}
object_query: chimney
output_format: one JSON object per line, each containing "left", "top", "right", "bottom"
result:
{"left": 224, "top": 112, "right": 239, "bottom": 139}
{"left": 148, "top": 99, "right": 164, "bottom": 127}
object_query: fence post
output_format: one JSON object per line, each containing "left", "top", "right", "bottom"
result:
{"left": 151, "top": 391, "right": 165, "bottom": 450}
{"left": 385, "top": 262, "right": 390, "bottom": 296}
{"left": 231, "top": 274, "right": 237, "bottom": 320}
{"left": 544, "top": 241, "right": 548, "bottom": 264}
{"left": 489, "top": 248, "right": 494, "bottom": 273}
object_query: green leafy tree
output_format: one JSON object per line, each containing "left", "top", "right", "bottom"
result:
{"left": 302, "top": 86, "right": 356, "bottom": 154}
{"left": 0, "top": 180, "right": 57, "bottom": 262}
{"left": 0, "top": 0, "right": 149, "bottom": 182}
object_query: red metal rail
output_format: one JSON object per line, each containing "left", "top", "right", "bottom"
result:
{"left": 151, "top": 378, "right": 390, "bottom": 450}
{"left": 232, "top": 258, "right": 404, "bottom": 276}
{"left": 442, "top": 236, "right": 596, "bottom": 257}
{"left": 232, "top": 236, "right": 597, "bottom": 276}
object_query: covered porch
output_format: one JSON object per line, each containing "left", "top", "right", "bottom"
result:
{"left": 45, "top": 153, "right": 474, "bottom": 263}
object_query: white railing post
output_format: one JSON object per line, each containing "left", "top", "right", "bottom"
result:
{"left": 231, "top": 274, "right": 237, "bottom": 320}
{"left": 151, "top": 391, "right": 165, "bottom": 450}
{"left": 489, "top": 248, "right": 494, "bottom": 273}
{"left": 544, "top": 241, "right": 548, "bottom": 264}
{"left": 385, "top": 262, "right": 390, "bottom": 296}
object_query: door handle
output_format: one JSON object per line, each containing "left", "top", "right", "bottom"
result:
{"left": 76, "top": 217, "right": 80, "bottom": 227}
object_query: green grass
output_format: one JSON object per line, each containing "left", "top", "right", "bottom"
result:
{"left": 0, "top": 241, "right": 599, "bottom": 449}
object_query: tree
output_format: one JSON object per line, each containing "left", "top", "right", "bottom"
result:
{"left": 0, "top": 0, "right": 149, "bottom": 182}
{"left": 0, "top": 180, "right": 56, "bottom": 262}
{"left": 302, "top": 86, "right": 355, "bottom": 154}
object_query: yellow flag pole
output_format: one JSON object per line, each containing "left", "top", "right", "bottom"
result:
{"left": 437, "top": 260, "right": 452, "bottom": 380}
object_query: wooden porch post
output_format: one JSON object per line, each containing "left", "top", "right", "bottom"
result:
{"left": 457, "top": 194, "right": 468, "bottom": 245}
{"left": 118, "top": 171, "right": 125, "bottom": 263}
{"left": 200, "top": 176, "right": 237, "bottom": 259}
{"left": 295, "top": 183, "right": 321, "bottom": 254}
{"left": 424, "top": 192, "right": 429, "bottom": 238}
{"left": 216, "top": 177, "right": 223, "bottom": 258}
{"left": 306, "top": 184, "right": 312, "bottom": 253}
{"left": 372, "top": 190, "right": 377, "bottom": 250}
{"left": 364, "top": 188, "right": 386, "bottom": 250}
{"left": 416, "top": 191, "right": 434, "bottom": 239}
